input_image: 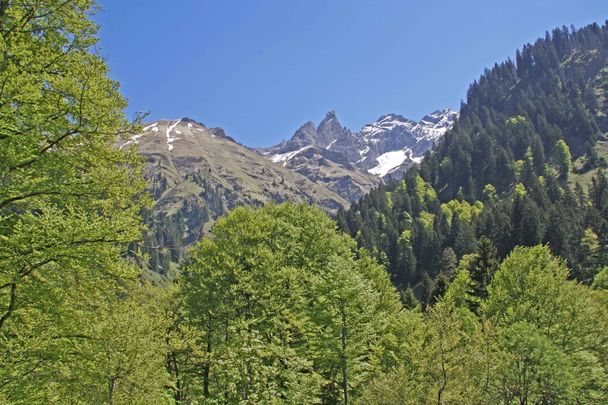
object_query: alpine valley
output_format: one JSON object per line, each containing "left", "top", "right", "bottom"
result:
{"left": 123, "top": 109, "right": 457, "bottom": 274}
{"left": 4, "top": 1, "right": 608, "bottom": 402}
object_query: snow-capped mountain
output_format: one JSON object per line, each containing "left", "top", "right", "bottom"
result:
{"left": 120, "top": 110, "right": 456, "bottom": 274}
{"left": 259, "top": 111, "right": 378, "bottom": 201}
{"left": 261, "top": 109, "right": 457, "bottom": 182}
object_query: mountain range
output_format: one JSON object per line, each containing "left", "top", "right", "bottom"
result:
{"left": 121, "top": 110, "right": 456, "bottom": 274}
{"left": 260, "top": 109, "right": 457, "bottom": 182}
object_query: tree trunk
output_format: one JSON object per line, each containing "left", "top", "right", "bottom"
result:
{"left": 169, "top": 352, "right": 182, "bottom": 402}
{"left": 108, "top": 376, "right": 116, "bottom": 405}
{"left": 203, "top": 333, "right": 211, "bottom": 397}
{"left": 0, "top": 282, "right": 16, "bottom": 330}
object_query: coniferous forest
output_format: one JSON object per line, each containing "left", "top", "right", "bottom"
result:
{"left": 1, "top": 1, "right": 608, "bottom": 404}
{"left": 337, "top": 22, "right": 608, "bottom": 304}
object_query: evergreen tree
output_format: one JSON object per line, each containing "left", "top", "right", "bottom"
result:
{"left": 468, "top": 237, "right": 499, "bottom": 312}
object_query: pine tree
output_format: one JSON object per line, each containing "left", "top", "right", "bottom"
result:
{"left": 468, "top": 237, "right": 499, "bottom": 312}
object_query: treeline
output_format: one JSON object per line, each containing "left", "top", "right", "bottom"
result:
{"left": 337, "top": 22, "right": 608, "bottom": 299}
{"left": 337, "top": 167, "right": 608, "bottom": 302}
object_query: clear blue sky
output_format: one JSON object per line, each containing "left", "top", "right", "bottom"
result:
{"left": 96, "top": 0, "right": 607, "bottom": 147}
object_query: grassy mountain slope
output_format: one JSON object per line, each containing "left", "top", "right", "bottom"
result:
{"left": 121, "top": 118, "right": 348, "bottom": 275}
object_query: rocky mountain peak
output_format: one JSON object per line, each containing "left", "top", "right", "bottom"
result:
{"left": 289, "top": 121, "right": 318, "bottom": 148}
{"left": 375, "top": 113, "right": 412, "bottom": 125}
{"left": 316, "top": 110, "right": 349, "bottom": 149}
{"left": 261, "top": 108, "right": 458, "bottom": 183}
{"left": 323, "top": 110, "right": 338, "bottom": 120}
{"left": 420, "top": 109, "right": 458, "bottom": 125}
{"left": 180, "top": 117, "right": 207, "bottom": 128}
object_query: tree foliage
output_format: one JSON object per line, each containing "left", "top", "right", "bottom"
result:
{"left": 340, "top": 22, "right": 608, "bottom": 301}
{"left": 360, "top": 246, "right": 608, "bottom": 404}
{"left": 178, "top": 204, "right": 405, "bottom": 404}
{"left": 0, "top": 1, "right": 169, "bottom": 402}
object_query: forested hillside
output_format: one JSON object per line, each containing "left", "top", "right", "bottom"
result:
{"left": 338, "top": 22, "right": 608, "bottom": 302}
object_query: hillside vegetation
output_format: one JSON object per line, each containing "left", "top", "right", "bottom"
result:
{"left": 0, "top": 1, "right": 607, "bottom": 404}
{"left": 338, "top": 22, "right": 608, "bottom": 303}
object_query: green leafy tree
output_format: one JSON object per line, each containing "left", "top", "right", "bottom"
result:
{"left": 553, "top": 139, "right": 572, "bottom": 180}
{"left": 361, "top": 246, "right": 608, "bottom": 404}
{"left": 483, "top": 246, "right": 608, "bottom": 403}
{"left": 0, "top": 1, "right": 161, "bottom": 402}
{"left": 181, "top": 204, "right": 404, "bottom": 404}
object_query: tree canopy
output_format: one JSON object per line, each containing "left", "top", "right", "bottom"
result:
{"left": 177, "top": 203, "right": 406, "bottom": 404}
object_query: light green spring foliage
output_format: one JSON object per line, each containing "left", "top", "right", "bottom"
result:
{"left": 440, "top": 199, "right": 484, "bottom": 225}
{"left": 1, "top": 2, "right": 605, "bottom": 403}
{"left": 593, "top": 267, "right": 608, "bottom": 290}
{"left": 180, "top": 203, "right": 406, "bottom": 404}
{"left": 416, "top": 211, "right": 435, "bottom": 231}
{"left": 483, "top": 246, "right": 608, "bottom": 404}
{"left": 514, "top": 182, "right": 527, "bottom": 197}
{"left": 0, "top": 1, "right": 169, "bottom": 403}
{"left": 554, "top": 139, "right": 572, "bottom": 179}
{"left": 482, "top": 183, "right": 497, "bottom": 201}
{"left": 412, "top": 175, "right": 437, "bottom": 203}
{"left": 359, "top": 246, "right": 608, "bottom": 405}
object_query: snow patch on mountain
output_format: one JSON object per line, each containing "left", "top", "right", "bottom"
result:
{"left": 360, "top": 114, "right": 416, "bottom": 140}
{"left": 119, "top": 133, "right": 146, "bottom": 149}
{"left": 271, "top": 146, "right": 310, "bottom": 165}
{"left": 412, "top": 109, "right": 458, "bottom": 143}
{"left": 166, "top": 119, "right": 182, "bottom": 151}
{"left": 368, "top": 150, "right": 409, "bottom": 177}
{"left": 260, "top": 108, "right": 457, "bottom": 182}
{"left": 143, "top": 122, "right": 158, "bottom": 132}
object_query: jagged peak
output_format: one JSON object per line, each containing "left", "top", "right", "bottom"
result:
{"left": 180, "top": 117, "right": 207, "bottom": 128}
{"left": 323, "top": 110, "right": 337, "bottom": 120}
{"left": 319, "top": 110, "right": 349, "bottom": 129}
{"left": 420, "top": 109, "right": 458, "bottom": 124}
{"left": 299, "top": 121, "right": 317, "bottom": 130}
{"left": 292, "top": 121, "right": 317, "bottom": 137}
{"left": 375, "top": 113, "right": 414, "bottom": 124}
{"left": 317, "top": 110, "right": 343, "bottom": 130}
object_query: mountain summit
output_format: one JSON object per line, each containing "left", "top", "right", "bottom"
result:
{"left": 261, "top": 108, "right": 458, "bottom": 182}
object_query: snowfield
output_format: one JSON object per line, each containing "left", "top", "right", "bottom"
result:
{"left": 368, "top": 150, "right": 409, "bottom": 177}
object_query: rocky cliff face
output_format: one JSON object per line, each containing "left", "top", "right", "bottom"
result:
{"left": 261, "top": 109, "right": 457, "bottom": 184}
